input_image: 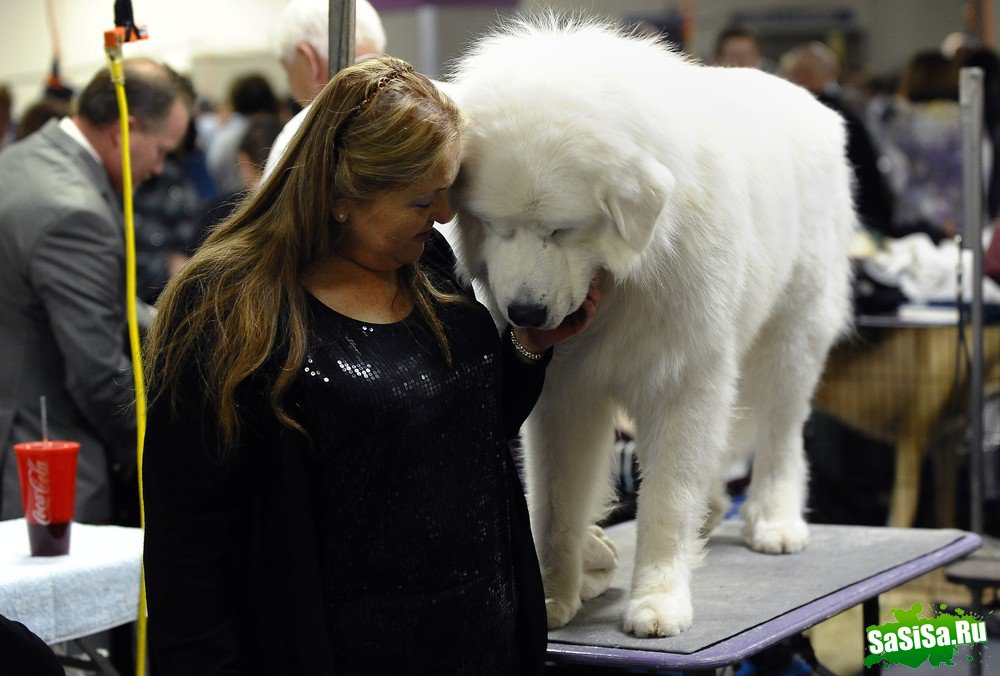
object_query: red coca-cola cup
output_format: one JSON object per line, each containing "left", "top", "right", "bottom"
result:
{"left": 13, "top": 441, "right": 80, "bottom": 556}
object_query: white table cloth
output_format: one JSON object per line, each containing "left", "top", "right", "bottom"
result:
{"left": 0, "top": 518, "right": 142, "bottom": 644}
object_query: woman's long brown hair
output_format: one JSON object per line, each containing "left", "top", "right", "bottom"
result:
{"left": 144, "top": 56, "right": 464, "bottom": 449}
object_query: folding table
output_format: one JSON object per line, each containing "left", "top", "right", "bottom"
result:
{"left": 547, "top": 520, "right": 981, "bottom": 674}
{"left": 0, "top": 518, "right": 142, "bottom": 673}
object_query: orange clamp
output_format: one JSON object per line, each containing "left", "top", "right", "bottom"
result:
{"left": 104, "top": 24, "right": 147, "bottom": 50}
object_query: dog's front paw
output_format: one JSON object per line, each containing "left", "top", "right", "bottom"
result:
{"left": 545, "top": 594, "right": 582, "bottom": 629}
{"left": 580, "top": 524, "right": 619, "bottom": 601}
{"left": 622, "top": 591, "right": 693, "bottom": 638}
{"left": 742, "top": 517, "right": 809, "bottom": 554}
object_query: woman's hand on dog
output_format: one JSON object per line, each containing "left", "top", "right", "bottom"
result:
{"left": 516, "top": 271, "right": 603, "bottom": 355}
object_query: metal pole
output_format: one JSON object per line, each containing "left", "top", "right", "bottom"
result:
{"left": 863, "top": 598, "right": 882, "bottom": 676}
{"left": 982, "top": 0, "right": 995, "bottom": 49}
{"left": 329, "top": 0, "right": 355, "bottom": 78}
{"left": 961, "top": 66, "right": 985, "bottom": 535}
{"left": 416, "top": 4, "right": 440, "bottom": 77}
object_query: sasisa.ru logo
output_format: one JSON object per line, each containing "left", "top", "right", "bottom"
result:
{"left": 865, "top": 604, "right": 987, "bottom": 669}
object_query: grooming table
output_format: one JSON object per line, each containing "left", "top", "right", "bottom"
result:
{"left": 0, "top": 518, "right": 142, "bottom": 644}
{"left": 547, "top": 520, "right": 980, "bottom": 673}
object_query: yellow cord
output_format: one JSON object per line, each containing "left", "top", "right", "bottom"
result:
{"left": 105, "top": 49, "right": 149, "bottom": 676}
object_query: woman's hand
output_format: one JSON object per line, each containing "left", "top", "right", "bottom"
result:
{"left": 514, "top": 271, "right": 603, "bottom": 355}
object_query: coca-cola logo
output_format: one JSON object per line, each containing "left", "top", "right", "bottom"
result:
{"left": 26, "top": 459, "right": 51, "bottom": 525}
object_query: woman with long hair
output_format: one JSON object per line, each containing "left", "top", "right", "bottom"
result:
{"left": 142, "top": 56, "right": 600, "bottom": 674}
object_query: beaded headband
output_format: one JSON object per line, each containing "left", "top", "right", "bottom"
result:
{"left": 336, "top": 64, "right": 415, "bottom": 145}
{"left": 358, "top": 64, "right": 415, "bottom": 111}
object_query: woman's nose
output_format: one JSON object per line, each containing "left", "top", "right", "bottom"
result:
{"left": 432, "top": 192, "right": 453, "bottom": 224}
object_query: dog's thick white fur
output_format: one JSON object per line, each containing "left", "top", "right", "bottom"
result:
{"left": 448, "top": 17, "right": 855, "bottom": 638}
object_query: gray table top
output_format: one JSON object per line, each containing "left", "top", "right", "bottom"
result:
{"left": 546, "top": 520, "right": 981, "bottom": 670}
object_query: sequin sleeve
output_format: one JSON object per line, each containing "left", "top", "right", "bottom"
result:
{"left": 420, "top": 230, "right": 550, "bottom": 439}
{"left": 499, "top": 323, "right": 552, "bottom": 439}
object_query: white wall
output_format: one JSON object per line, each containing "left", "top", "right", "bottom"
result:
{"left": 0, "top": 0, "right": 291, "bottom": 114}
{"left": 0, "top": 0, "right": 521, "bottom": 115}
{"left": 0, "top": 0, "right": 996, "bottom": 117}
{"left": 380, "top": 4, "right": 521, "bottom": 78}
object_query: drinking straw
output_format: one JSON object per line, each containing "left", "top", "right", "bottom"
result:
{"left": 40, "top": 395, "right": 48, "bottom": 443}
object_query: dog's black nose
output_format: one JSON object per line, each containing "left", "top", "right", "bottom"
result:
{"left": 508, "top": 303, "right": 548, "bottom": 328}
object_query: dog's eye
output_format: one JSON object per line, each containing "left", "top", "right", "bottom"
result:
{"left": 484, "top": 220, "right": 514, "bottom": 240}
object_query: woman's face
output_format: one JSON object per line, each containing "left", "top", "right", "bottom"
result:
{"left": 337, "top": 141, "right": 460, "bottom": 271}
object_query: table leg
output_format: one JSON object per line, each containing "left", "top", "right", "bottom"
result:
{"left": 968, "top": 584, "right": 985, "bottom": 676}
{"left": 59, "top": 636, "right": 121, "bottom": 675}
{"left": 888, "top": 436, "right": 922, "bottom": 528}
{"left": 863, "top": 596, "right": 881, "bottom": 676}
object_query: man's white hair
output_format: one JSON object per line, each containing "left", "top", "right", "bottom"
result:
{"left": 277, "top": 0, "right": 386, "bottom": 62}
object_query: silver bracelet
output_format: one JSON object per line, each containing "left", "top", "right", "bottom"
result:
{"left": 509, "top": 328, "right": 545, "bottom": 361}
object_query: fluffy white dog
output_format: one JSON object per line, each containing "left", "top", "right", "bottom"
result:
{"left": 448, "top": 18, "right": 855, "bottom": 638}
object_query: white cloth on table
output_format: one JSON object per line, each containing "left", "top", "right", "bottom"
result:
{"left": 0, "top": 519, "right": 142, "bottom": 644}
{"left": 864, "top": 232, "right": 1000, "bottom": 304}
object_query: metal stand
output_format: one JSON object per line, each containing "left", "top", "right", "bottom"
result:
{"left": 946, "top": 63, "right": 989, "bottom": 676}
{"left": 328, "top": 0, "right": 355, "bottom": 77}
{"left": 56, "top": 636, "right": 120, "bottom": 675}
{"left": 961, "top": 66, "right": 986, "bottom": 536}
{"left": 863, "top": 597, "right": 882, "bottom": 676}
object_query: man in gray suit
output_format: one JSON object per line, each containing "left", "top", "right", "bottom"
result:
{"left": 0, "top": 59, "right": 190, "bottom": 525}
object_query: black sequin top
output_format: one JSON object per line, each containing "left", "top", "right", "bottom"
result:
{"left": 288, "top": 265, "right": 522, "bottom": 673}
{"left": 143, "top": 233, "right": 549, "bottom": 675}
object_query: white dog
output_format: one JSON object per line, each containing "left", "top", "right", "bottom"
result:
{"left": 448, "top": 18, "right": 855, "bottom": 638}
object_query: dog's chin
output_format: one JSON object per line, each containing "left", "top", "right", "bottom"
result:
{"left": 503, "top": 312, "right": 563, "bottom": 332}
{"left": 539, "top": 298, "right": 590, "bottom": 331}
{"left": 505, "top": 317, "right": 559, "bottom": 331}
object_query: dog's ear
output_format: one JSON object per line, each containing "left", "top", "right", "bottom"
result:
{"left": 600, "top": 155, "right": 675, "bottom": 253}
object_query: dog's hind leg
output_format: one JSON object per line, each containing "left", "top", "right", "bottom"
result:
{"left": 580, "top": 523, "right": 619, "bottom": 602}
{"left": 702, "top": 479, "right": 730, "bottom": 536}
{"left": 521, "top": 382, "right": 617, "bottom": 629}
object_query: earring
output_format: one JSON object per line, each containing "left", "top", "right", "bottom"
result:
{"left": 336, "top": 213, "right": 346, "bottom": 222}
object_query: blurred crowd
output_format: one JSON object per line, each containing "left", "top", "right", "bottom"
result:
{"left": 0, "top": 2, "right": 385, "bottom": 671}
{"left": 0, "top": 22, "right": 995, "bottom": 305}
{"left": 0, "top": 71, "right": 290, "bottom": 305}
{"left": 714, "top": 26, "right": 1000, "bottom": 246}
